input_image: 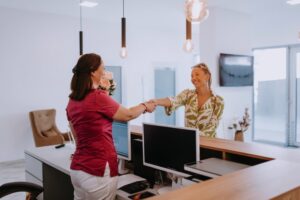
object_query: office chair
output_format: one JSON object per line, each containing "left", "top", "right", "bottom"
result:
{"left": 0, "top": 182, "right": 43, "bottom": 200}
{"left": 29, "top": 109, "right": 70, "bottom": 147}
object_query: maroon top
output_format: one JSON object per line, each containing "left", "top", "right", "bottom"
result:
{"left": 66, "top": 89, "right": 120, "bottom": 177}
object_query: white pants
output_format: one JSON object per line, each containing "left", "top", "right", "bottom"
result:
{"left": 70, "top": 163, "right": 118, "bottom": 200}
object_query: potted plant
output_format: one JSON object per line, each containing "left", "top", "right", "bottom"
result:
{"left": 228, "top": 108, "right": 250, "bottom": 142}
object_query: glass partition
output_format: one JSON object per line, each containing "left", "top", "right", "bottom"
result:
{"left": 253, "top": 48, "right": 287, "bottom": 144}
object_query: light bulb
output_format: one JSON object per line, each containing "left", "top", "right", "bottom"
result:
{"left": 185, "top": 0, "right": 209, "bottom": 24}
{"left": 120, "top": 47, "right": 127, "bottom": 58}
{"left": 183, "top": 39, "right": 194, "bottom": 53}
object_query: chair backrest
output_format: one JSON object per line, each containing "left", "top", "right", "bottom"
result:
{"left": 29, "top": 109, "right": 64, "bottom": 147}
{"left": 0, "top": 181, "right": 43, "bottom": 200}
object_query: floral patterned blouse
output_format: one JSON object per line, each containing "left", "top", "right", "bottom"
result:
{"left": 165, "top": 89, "right": 224, "bottom": 138}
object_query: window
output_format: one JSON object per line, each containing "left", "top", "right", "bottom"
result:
{"left": 154, "top": 68, "right": 176, "bottom": 125}
{"left": 253, "top": 48, "right": 287, "bottom": 144}
{"left": 291, "top": 47, "right": 300, "bottom": 145}
{"left": 253, "top": 45, "right": 300, "bottom": 146}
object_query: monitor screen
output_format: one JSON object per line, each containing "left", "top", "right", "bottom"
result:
{"left": 112, "top": 121, "right": 131, "bottom": 160}
{"left": 219, "top": 53, "right": 254, "bottom": 87}
{"left": 143, "top": 123, "right": 199, "bottom": 177}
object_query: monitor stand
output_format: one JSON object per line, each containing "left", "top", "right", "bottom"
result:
{"left": 171, "top": 176, "right": 183, "bottom": 189}
{"left": 157, "top": 186, "right": 173, "bottom": 195}
{"left": 157, "top": 173, "right": 184, "bottom": 195}
{"left": 118, "top": 159, "right": 129, "bottom": 175}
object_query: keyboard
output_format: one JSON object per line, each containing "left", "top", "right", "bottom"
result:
{"left": 119, "top": 180, "right": 149, "bottom": 194}
{"left": 128, "top": 191, "right": 156, "bottom": 199}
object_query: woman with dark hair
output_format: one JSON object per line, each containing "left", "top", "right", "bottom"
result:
{"left": 150, "top": 63, "right": 224, "bottom": 138}
{"left": 66, "top": 53, "right": 155, "bottom": 200}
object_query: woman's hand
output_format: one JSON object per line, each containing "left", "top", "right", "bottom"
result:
{"left": 148, "top": 98, "right": 171, "bottom": 107}
{"left": 143, "top": 101, "right": 156, "bottom": 113}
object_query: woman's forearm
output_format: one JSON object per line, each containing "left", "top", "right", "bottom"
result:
{"left": 113, "top": 102, "right": 156, "bottom": 121}
{"left": 128, "top": 104, "right": 147, "bottom": 119}
{"left": 154, "top": 98, "right": 171, "bottom": 107}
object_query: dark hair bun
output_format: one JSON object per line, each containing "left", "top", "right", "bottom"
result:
{"left": 72, "top": 65, "right": 77, "bottom": 74}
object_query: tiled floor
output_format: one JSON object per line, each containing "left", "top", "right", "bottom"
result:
{"left": 0, "top": 159, "right": 26, "bottom": 200}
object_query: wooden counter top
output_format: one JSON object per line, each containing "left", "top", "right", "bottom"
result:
{"left": 150, "top": 160, "right": 300, "bottom": 200}
{"left": 129, "top": 125, "right": 300, "bottom": 200}
{"left": 200, "top": 136, "right": 300, "bottom": 163}
{"left": 130, "top": 125, "right": 300, "bottom": 162}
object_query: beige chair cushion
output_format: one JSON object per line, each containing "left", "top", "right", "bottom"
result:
{"left": 42, "top": 129, "right": 57, "bottom": 137}
{"left": 35, "top": 110, "right": 55, "bottom": 132}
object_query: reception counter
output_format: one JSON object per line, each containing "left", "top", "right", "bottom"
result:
{"left": 25, "top": 125, "right": 300, "bottom": 200}
{"left": 130, "top": 125, "right": 300, "bottom": 200}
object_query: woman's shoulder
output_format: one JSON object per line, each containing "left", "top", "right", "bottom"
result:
{"left": 181, "top": 89, "right": 196, "bottom": 95}
{"left": 212, "top": 93, "right": 224, "bottom": 104}
{"left": 87, "top": 89, "right": 109, "bottom": 101}
{"left": 91, "top": 89, "right": 119, "bottom": 106}
{"left": 175, "top": 89, "right": 196, "bottom": 100}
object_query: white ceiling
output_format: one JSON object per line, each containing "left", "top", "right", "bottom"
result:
{"left": 0, "top": 0, "right": 297, "bottom": 18}
{"left": 0, "top": 0, "right": 299, "bottom": 30}
{"left": 208, "top": 0, "right": 289, "bottom": 13}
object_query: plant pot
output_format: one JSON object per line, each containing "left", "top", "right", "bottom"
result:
{"left": 234, "top": 130, "right": 244, "bottom": 142}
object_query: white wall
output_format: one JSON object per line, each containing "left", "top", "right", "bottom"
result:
{"left": 0, "top": 7, "right": 193, "bottom": 162}
{"left": 1, "top": 3, "right": 299, "bottom": 162}
{"left": 199, "top": 8, "right": 253, "bottom": 140}
{"left": 0, "top": 8, "right": 77, "bottom": 162}
{"left": 252, "top": 5, "right": 300, "bottom": 47}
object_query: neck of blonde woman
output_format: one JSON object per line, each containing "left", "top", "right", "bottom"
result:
{"left": 196, "top": 86, "right": 211, "bottom": 96}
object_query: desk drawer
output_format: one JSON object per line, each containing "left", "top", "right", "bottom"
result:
{"left": 25, "top": 172, "right": 42, "bottom": 186}
{"left": 25, "top": 153, "right": 43, "bottom": 181}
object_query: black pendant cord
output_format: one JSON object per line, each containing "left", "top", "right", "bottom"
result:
{"left": 122, "top": 0, "right": 125, "bottom": 18}
{"left": 79, "top": 0, "right": 83, "bottom": 55}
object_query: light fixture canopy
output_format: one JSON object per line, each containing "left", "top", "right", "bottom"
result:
{"left": 185, "top": 0, "right": 209, "bottom": 24}
{"left": 286, "top": 0, "right": 300, "bottom": 5}
{"left": 79, "top": 1, "right": 98, "bottom": 8}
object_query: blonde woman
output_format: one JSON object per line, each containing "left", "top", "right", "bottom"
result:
{"left": 151, "top": 63, "right": 224, "bottom": 138}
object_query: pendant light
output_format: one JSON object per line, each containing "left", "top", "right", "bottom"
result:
{"left": 183, "top": 19, "right": 193, "bottom": 53}
{"left": 79, "top": 0, "right": 83, "bottom": 55}
{"left": 120, "top": 0, "right": 127, "bottom": 58}
{"left": 185, "top": 0, "right": 209, "bottom": 24}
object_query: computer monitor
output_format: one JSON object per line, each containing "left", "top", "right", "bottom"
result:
{"left": 112, "top": 121, "right": 131, "bottom": 160}
{"left": 143, "top": 123, "right": 200, "bottom": 177}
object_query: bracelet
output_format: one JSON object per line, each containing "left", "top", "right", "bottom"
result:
{"left": 141, "top": 103, "right": 147, "bottom": 114}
